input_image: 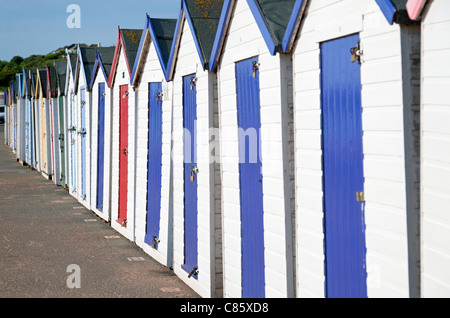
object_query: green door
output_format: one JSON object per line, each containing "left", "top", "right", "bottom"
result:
{"left": 59, "top": 96, "right": 67, "bottom": 188}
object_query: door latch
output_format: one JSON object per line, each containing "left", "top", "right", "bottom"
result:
{"left": 190, "top": 166, "right": 199, "bottom": 182}
{"left": 156, "top": 92, "right": 164, "bottom": 104}
{"left": 188, "top": 267, "right": 198, "bottom": 279}
{"left": 252, "top": 61, "right": 260, "bottom": 78}
{"left": 151, "top": 236, "right": 160, "bottom": 249}
{"left": 190, "top": 77, "right": 197, "bottom": 90}
{"left": 350, "top": 42, "right": 363, "bottom": 64}
{"left": 122, "top": 91, "right": 129, "bottom": 99}
{"left": 123, "top": 148, "right": 128, "bottom": 156}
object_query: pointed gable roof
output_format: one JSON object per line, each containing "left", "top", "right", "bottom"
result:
{"left": 375, "top": 0, "right": 417, "bottom": 24}
{"left": 108, "top": 28, "right": 143, "bottom": 87}
{"left": 167, "top": 0, "right": 225, "bottom": 79}
{"left": 131, "top": 15, "right": 177, "bottom": 85}
{"left": 90, "top": 46, "right": 116, "bottom": 89}
{"left": 54, "top": 60, "right": 67, "bottom": 96}
{"left": 46, "top": 65, "right": 58, "bottom": 99}
{"left": 75, "top": 46, "right": 98, "bottom": 92}
{"left": 36, "top": 68, "right": 47, "bottom": 98}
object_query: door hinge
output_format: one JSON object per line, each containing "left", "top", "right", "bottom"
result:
{"left": 356, "top": 192, "right": 365, "bottom": 202}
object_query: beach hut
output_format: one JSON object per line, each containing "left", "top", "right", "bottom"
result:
{"left": 73, "top": 45, "right": 96, "bottom": 207}
{"left": 164, "top": 0, "right": 225, "bottom": 298}
{"left": 108, "top": 28, "right": 143, "bottom": 241}
{"left": 89, "top": 46, "right": 116, "bottom": 222}
{"left": 288, "top": 0, "right": 420, "bottom": 297}
{"left": 35, "top": 68, "right": 53, "bottom": 179}
{"left": 208, "top": 0, "right": 299, "bottom": 298}
{"left": 22, "top": 68, "right": 34, "bottom": 167}
{"left": 15, "top": 73, "right": 25, "bottom": 163}
{"left": 54, "top": 60, "right": 68, "bottom": 188}
{"left": 29, "top": 69, "right": 41, "bottom": 172}
{"left": 47, "top": 65, "right": 61, "bottom": 185}
{"left": 407, "top": 0, "right": 450, "bottom": 297}
{"left": 130, "top": 15, "right": 177, "bottom": 268}
{"left": 65, "top": 51, "right": 79, "bottom": 198}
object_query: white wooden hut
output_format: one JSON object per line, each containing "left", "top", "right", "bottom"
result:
{"left": 165, "top": 0, "right": 225, "bottom": 298}
{"left": 288, "top": 0, "right": 421, "bottom": 298}
{"left": 65, "top": 51, "right": 79, "bottom": 198}
{"left": 29, "top": 69, "right": 41, "bottom": 172}
{"left": 407, "top": 0, "right": 450, "bottom": 297}
{"left": 54, "top": 60, "right": 68, "bottom": 188}
{"left": 108, "top": 28, "right": 143, "bottom": 241}
{"left": 74, "top": 45, "right": 106, "bottom": 209}
{"left": 47, "top": 65, "right": 61, "bottom": 186}
{"left": 89, "top": 46, "right": 115, "bottom": 222}
{"left": 130, "top": 15, "right": 177, "bottom": 268}
{"left": 208, "top": 0, "right": 299, "bottom": 298}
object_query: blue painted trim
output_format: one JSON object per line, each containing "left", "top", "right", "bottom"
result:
{"left": 183, "top": 0, "right": 206, "bottom": 68}
{"left": 165, "top": 9, "right": 184, "bottom": 81}
{"left": 282, "top": 0, "right": 306, "bottom": 52}
{"left": 375, "top": 0, "right": 396, "bottom": 25}
{"left": 89, "top": 57, "right": 100, "bottom": 91}
{"left": 130, "top": 15, "right": 150, "bottom": 86}
{"left": 208, "top": 0, "right": 233, "bottom": 71}
{"left": 148, "top": 16, "right": 171, "bottom": 73}
{"left": 246, "top": 0, "right": 277, "bottom": 56}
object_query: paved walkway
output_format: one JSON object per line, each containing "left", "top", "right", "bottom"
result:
{"left": 0, "top": 125, "right": 199, "bottom": 298}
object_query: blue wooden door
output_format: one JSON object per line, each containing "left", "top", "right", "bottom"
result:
{"left": 182, "top": 74, "right": 198, "bottom": 279}
{"left": 321, "top": 33, "right": 367, "bottom": 298}
{"left": 80, "top": 88, "right": 87, "bottom": 200}
{"left": 96, "top": 83, "right": 106, "bottom": 211}
{"left": 236, "top": 57, "right": 265, "bottom": 298}
{"left": 70, "top": 93, "right": 77, "bottom": 192}
{"left": 145, "top": 82, "right": 163, "bottom": 249}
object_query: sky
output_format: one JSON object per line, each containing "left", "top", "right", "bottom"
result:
{"left": 0, "top": 0, "right": 181, "bottom": 61}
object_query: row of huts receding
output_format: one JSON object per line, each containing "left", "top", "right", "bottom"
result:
{"left": 3, "top": 0, "right": 449, "bottom": 298}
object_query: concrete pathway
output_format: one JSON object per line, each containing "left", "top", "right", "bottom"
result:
{"left": 0, "top": 125, "right": 199, "bottom": 298}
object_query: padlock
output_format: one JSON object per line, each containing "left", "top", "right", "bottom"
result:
{"left": 252, "top": 61, "right": 260, "bottom": 78}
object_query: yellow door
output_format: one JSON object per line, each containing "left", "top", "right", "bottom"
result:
{"left": 41, "top": 98, "right": 47, "bottom": 169}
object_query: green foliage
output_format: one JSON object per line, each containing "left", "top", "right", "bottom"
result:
{"left": 0, "top": 50, "right": 66, "bottom": 90}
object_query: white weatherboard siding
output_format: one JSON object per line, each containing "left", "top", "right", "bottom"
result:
{"left": 293, "top": 0, "right": 413, "bottom": 298}
{"left": 420, "top": 1, "right": 450, "bottom": 298}
{"left": 91, "top": 70, "right": 112, "bottom": 222}
{"left": 217, "top": 0, "right": 295, "bottom": 298}
{"left": 171, "top": 17, "right": 222, "bottom": 298}
{"left": 66, "top": 65, "right": 77, "bottom": 199}
{"left": 134, "top": 38, "right": 173, "bottom": 268}
{"left": 110, "top": 48, "right": 136, "bottom": 242}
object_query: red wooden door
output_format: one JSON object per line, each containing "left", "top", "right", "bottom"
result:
{"left": 118, "top": 85, "right": 129, "bottom": 226}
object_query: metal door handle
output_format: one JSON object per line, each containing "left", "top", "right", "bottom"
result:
{"left": 123, "top": 149, "right": 128, "bottom": 155}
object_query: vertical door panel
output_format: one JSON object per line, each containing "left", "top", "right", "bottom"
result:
{"left": 321, "top": 33, "right": 367, "bottom": 298}
{"left": 97, "top": 83, "right": 106, "bottom": 211}
{"left": 236, "top": 57, "right": 265, "bottom": 298}
{"left": 145, "top": 82, "right": 163, "bottom": 248}
{"left": 50, "top": 98, "right": 55, "bottom": 179}
{"left": 41, "top": 98, "right": 47, "bottom": 170}
{"left": 59, "top": 96, "right": 66, "bottom": 186}
{"left": 70, "top": 93, "right": 77, "bottom": 191}
{"left": 182, "top": 74, "right": 198, "bottom": 278}
{"left": 118, "top": 85, "right": 129, "bottom": 225}
{"left": 80, "top": 89, "right": 86, "bottom": 200}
